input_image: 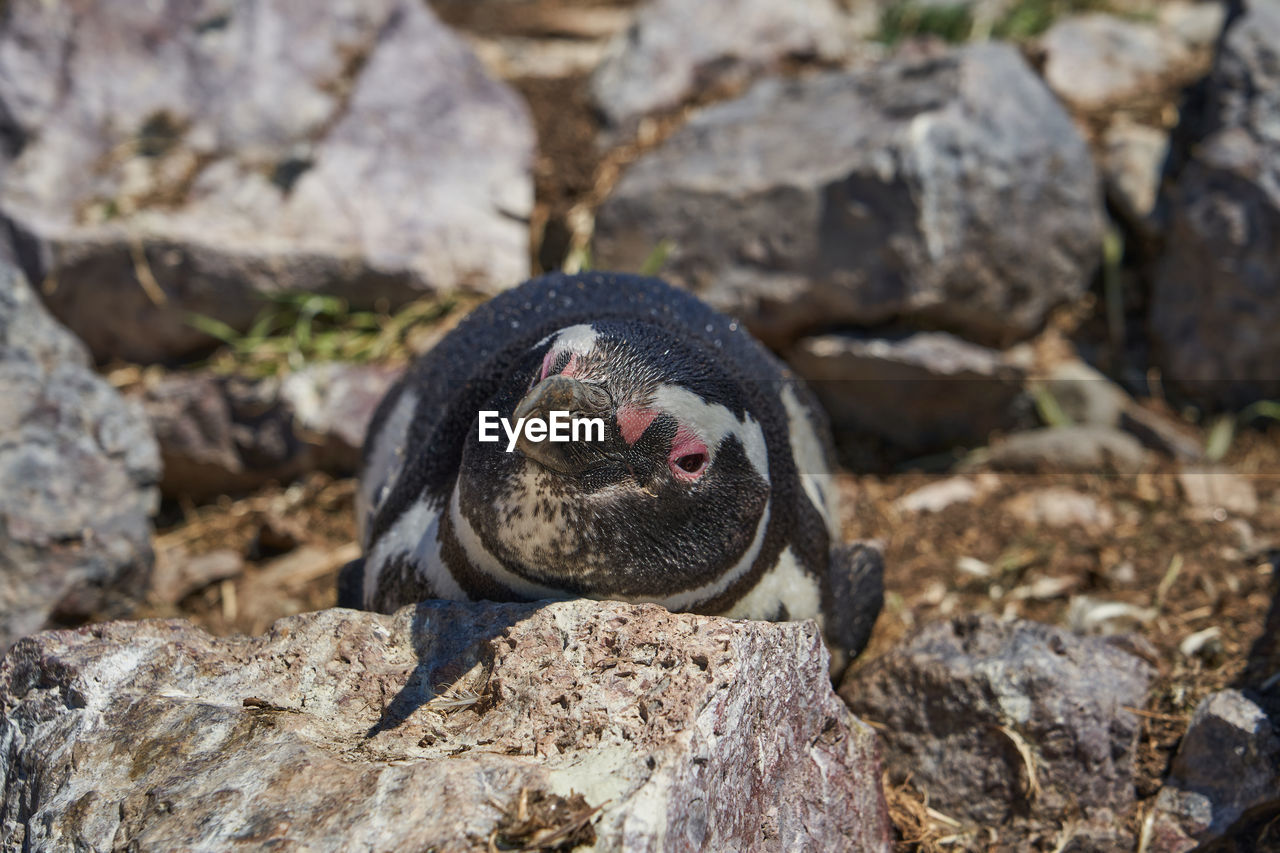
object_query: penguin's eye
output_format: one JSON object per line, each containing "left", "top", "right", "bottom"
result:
{"left": 668, "top": 431, "right": 709, "bottom": 481}
{"left": 675, "top": 453, "right": 707, "bottom": 473}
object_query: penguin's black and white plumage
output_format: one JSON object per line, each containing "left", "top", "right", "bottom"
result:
{"left": 341, "top": 272, "right": 882, "bottom": 665}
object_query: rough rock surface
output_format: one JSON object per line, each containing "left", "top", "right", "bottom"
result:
{"left": 1147, "top": 689, "right": 1280, "bottom": 853}
{"left": 0, "top": 263, "right": 89, "bottom": 370}
{"left": 841, "top": 615, "right": 1155, "bottom": 843}
{"left": 0, "top": 263, "right": 159, "bottom": 651}
{"left": 0, "top": 0, "right": 534, "bottom": 363}
{"left": 981, "top": 425, "right": 1151, "bottom": 474}
{"left": 0, "top": 600, "right": 891, "bottom": 851}
{"left": 1040, "top": 13, "right": 1198, "bottom": 114}
{"left": 594, "top": 42, "right": 1103, "bottom": 349}
{"left": 139, "top": 363, "right": 400, "bottom": 499}
{"left": 1150, "top": 0, "right": 1280, "bottom": 409}
{"left": 590, "top": 0, "right": 852, "bottom": 133}
{"left": 789, "top": 332, "right": 1030, "bottom": 456}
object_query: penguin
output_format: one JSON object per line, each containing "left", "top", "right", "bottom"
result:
{"left": 340, "top": 272, "right": 882, "bottom": 667}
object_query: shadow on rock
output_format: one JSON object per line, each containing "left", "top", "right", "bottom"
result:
{"left": 365, "top": 599, "right": 547, "bottom": 738}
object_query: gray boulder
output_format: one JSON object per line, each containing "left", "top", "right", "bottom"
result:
{"left": 841, "top": 615, "right": 1155, "bottom": 843}
{"left": 0, "top": 263, "right": 159, "bottom": 651}
{"left": 0, "top": 0, "right": 534, "bottom": 364}
{"left": 789, "top": 331, "right": 1029, "bottom": 456}
{"left": 1147, "top": 690, "right": 1280, "bottom": 853}
{"left": 1150, "top": 0, "right": 1280, "bottom": 409}
{"left": 590, "top": 0, "right": 853, "bottom": 134}
{"left": 0, "top": 600, "right": 891, "bottom": 851}
{"left": 139, "top": 363, "right": 400, "bottom": 500}
{"left": 594, "top": 42, "right": 1103, "bottom": 349}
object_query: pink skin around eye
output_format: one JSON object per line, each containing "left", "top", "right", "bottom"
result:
{"left": 668, "top": 426, "right": 709, "bottom": 481}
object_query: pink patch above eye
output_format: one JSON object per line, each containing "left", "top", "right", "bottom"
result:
{"left": 539, "top": 350, "right": 580, "bottom": 381}
{"left": 616, "top": 405, "right": 657, "bottom": 445}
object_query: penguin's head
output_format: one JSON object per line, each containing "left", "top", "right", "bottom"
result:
{"left": 456, "top": 322, "right": 772, "bottom": 600}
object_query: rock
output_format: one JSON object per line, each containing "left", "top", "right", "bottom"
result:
{"left": 0, "top": 0, "right": 534, "bottom": 364}
{"left": 1042, "top": 359, "right": 1131, "bottom": 428}
{"left": 594, "top": 43, "right": 1103, "bottom": 349}
{"left": 1066, "top": 596, "right": 1157, "bottom": 636}
{"left": 1177, "top": 466, "right": 1259, "bottom": 517}
{"left": 790, "top": 332, "right": 1030, "bottom": 455}
{"left": 0, "top": 600, "right": 892, "bottom": 851}
{"left": 1103, "top": 118, "right": 1170, "bottom": 226}
{"left": 1147, "top": 690, "right": 1280, "bottom": 853}
{"left": 591, "top": 0, "right": 852, "bottom": 134}
{"left": 0, "top": 262, "right": 88, "bottom": 370}
{"left": 981, "top": 426, "right": 1150, "bottom": 474}
{"left": 1158, "top": 1, "right": 1229, "bottom": 53}
{"left": 139, "top": 363, "right": 400, "bottom": 500}
{"left": 841, "top": 615, "right": 1155, "bottom": 839}
{"left": 1003, "top": 487, "right": 1115, "bottom": 531}
{"left": 150, "top": 548, "right": 244, "bottom": 606}
{"left": 278, "top": 362, "right": 403, "bottom": 473}
{"left": 1039, "top": 13, "right": 1198, "bottom": 114}
{"left": 895, "top": 477, "right": 979, "bottom": 514}
{"left": 1041, "top": 360, "right": 1204, "bottom": 460}
{"left": 0, "top": 262, "right": 160, "bottom": 652}
{"left": 1150, "top": 0, "right": 1280, "bottom": 409}
{"left": 1120, "top": 404, "right": 1204, "bottom": 462}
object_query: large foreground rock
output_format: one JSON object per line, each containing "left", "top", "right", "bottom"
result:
{"left": 0, "top": 0, "right": 534, "bottom": 363}
{"left": 841, "top": 615, "right": 1155, "bottom": 845}
{"left": 1150, "top": 0, "right": 1280, "bottom": 409}
{"left": 0, "top": 601, "right": 891, "bottom": 851}
{"left": 1147, "top": 689, "right": 1280, "bottom": 853}
{"left": 0, "top": 263, "right": 159, "bottom": 652}
{"left": 594, "top": 42, "right": 1103, "bottom": 349}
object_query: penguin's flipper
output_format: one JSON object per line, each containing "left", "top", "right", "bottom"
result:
{"left": 337, "top": 557, "right": 366, "bottom": 609}
{"left": 825, "top": 540, "right": 885, "bottom": 670}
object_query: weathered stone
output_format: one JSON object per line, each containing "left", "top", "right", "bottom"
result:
{"left": 895, "top": 477, "right": 980, "bottom": 515}
{"left": 1042, "top": 359, "right": 1131, "bottom": 428}
{"left": 789, "top": 332, "right": 1030, "bottom": 455}
{"left": 1120, "top": 404, "right": 1204, "bottom": 462}
{"left": 139, "top": 363, "right": 399, "bottom": 500}
{"left": 1003, "top": 487, "right": 1115, "bottom": 531}
{"left": 0, "top": 263, "right": 160, "bottom": 652}
{"left": 590, "top": 0, "right": 851, "bottom": 133}
{"left": 1040, "top": 13, "right": 1199, "bottom": 114}
{"left": 150, "top": 547, "right": 244, "bottom": 606}
{"left": 1103, "top": 118, "right": 1170, "bottom": 226}
{"left": 0, "top": 601, "right": 891, "bottom": 851}
{"left": 1150, "top": 0, "right": 1280, "bottom": 409}
{"left": 981, "top": 426, "right": 1150, "bottom": 474}
{"left": 0, "top": 262, "right": 88, "bottom": 371}
{"left": 1148, "top": 690, "right": 1280, "bottom": 853}
{"left": 1177, "top": 466, "right": 1259, "bottom": 517}
{"left": 594, "top": 43, "right": 1103, "bottom": 349}
{"left": 0, "top": 0, "right": 534, "bottom": 363}
{"left": 278, "top": 362, "right": 402, "bottom": 473}
{"left": 841, "top": 615, "right": 1155, "bottom": 838}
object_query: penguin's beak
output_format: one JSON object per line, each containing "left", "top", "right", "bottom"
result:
{"left": 512, "top": 375, "right": 614, "bottom": 475}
